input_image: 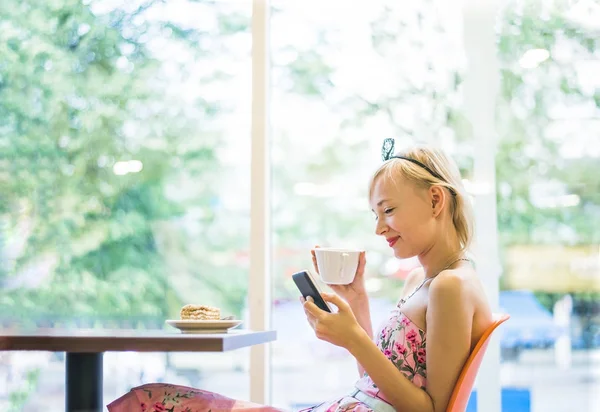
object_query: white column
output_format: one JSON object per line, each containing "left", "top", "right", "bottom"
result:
{"left": 462, "top": 1, "right": 502, "bottom": 411}
{"left": 249, "top": 0, "right": 271, "bottom": 405}
{"left": 553, "top": 295, "right": 572, "bottom": 370}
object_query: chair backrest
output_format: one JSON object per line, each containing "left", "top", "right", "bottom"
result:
{"left": 446, "top": 313, "right": 510, "bottom": 412}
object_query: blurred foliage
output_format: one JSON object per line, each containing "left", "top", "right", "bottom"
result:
{"left": 7, "top": 368, "right": 40, "bottom": 412}
{"left": 0, "top": 0, "right": 246, "bottom": 321}
{"left": 0, "top": 0, "right": 597, "bottom": 332}
{"left": 496, "top": 1, "right": 600, "bottom": 246}
{"left": 495, "top": 1, "right": 599, "bottom": 337}
{"left": 271, "top": 0, "right": 599, "bottom": 302}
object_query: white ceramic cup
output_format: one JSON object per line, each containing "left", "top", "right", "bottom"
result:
{"left": 314, "top": 248, "right": 361, "bottom": 285}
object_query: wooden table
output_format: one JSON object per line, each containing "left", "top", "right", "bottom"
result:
{"left": 0, "top": 328, "right": 277, "bottom": 412}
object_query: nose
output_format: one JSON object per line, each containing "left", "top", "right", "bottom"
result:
{"left": 375, "top": 218, "right": 388, "bottom": 236}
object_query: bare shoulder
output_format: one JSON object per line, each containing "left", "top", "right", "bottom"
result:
{"left": 429, "top": 266, "right": 478, "bottom": 308}
{"left": 429, "top": 266, "right": 492, "bottom": 329}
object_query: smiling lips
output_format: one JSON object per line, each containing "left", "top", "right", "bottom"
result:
{"left": 387, "top": 237, "right": 399, "bottom": 247}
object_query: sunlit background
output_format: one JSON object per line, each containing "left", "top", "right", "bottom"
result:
{"left": 0, "top": 0, "right": 598, "bottom": 411}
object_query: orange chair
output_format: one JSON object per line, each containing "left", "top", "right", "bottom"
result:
{"left": 446, "top": 313, "right": 510, "bottom": 412}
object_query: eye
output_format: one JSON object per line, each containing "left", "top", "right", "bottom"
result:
{"left": 384, "top": 207, "right": 395, "bottom": 215}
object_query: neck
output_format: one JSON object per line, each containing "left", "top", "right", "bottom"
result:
{"left": 418, "top": 232, "right": 463, "bottom": 279}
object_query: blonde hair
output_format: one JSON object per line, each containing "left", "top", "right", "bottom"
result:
{"left": 369, "top": 145, "right": 474, "bottom": 252}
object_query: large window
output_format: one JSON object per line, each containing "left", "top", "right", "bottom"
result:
{"left": 0, "top": 0, "right": 251, "bottom": 410}
{"left": 2, "top": 1, "right": 598, "bottom": 411}
{"left": 495, "top": 1, "right": 599, "bottom": 411}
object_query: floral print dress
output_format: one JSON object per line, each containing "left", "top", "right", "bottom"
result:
{"left": 107, "top": 304, "right": 427, "bottom": 412}
{"left": 302, "top": 305, "right": 427, "bottom": 412}
{"left": 108, "top": 383, "right": 286, "bottom": 412}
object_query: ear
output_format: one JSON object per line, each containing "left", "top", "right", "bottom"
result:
{"left": 429, "top": 186, "right": 447, "bottom": 218}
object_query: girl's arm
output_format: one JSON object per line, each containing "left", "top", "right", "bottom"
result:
{"left": 346, "top": 296, "right": 373, "bottom": 376}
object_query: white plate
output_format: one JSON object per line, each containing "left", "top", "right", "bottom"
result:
{"left": 165, "top": 319, "right": 243, "bottom": 334}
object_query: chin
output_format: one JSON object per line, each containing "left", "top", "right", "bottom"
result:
{"left": 393, "top": 247, "right": 417, "bottom": 260}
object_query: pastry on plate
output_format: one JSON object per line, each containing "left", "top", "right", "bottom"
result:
{"left": 180, "top": 304, "right": 221, "bottom": 320}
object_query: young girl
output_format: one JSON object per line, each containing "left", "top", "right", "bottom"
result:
{"left": 108, "top": 142, "right": 492, "bottom": 412}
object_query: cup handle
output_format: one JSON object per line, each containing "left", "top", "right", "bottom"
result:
{"left": 340, "top": 253, "right": 349, "bottom": 279}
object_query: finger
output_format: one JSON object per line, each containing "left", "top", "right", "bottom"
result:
{"left": 322, "top": 293, "right": 350, "bottom": 312}
{"left": 302, "top": 297, "right": 312, "bottom": 314}
{"left": 303, "top": 308, "right": 317, "bottom": 324}
{"left": 357, "top": 251, "right": 366, "bottom": 273}
{"left": 302, "top": 305, "right": 316, "bottom": 322}
{"left": 299, "top": 296, "right": 306, "bottom": 304}
{"left": 303, "top": 307, "right": 319, "bottom": 329}
{"left": 303, "top": 297, "right": 326, "bottom": 319}
{"left": 311, "top": 246, "right": 319, "bottom": 265}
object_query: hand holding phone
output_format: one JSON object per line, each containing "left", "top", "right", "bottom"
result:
{"left": 292, "top": 270, "right": 332, "bottom": 313}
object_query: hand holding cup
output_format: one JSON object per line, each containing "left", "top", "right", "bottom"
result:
{"left": 311, "top": 246, "right": 367, "bottom": 304}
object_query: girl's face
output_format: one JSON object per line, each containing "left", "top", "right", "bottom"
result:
{"left": 370, "top": 175, "right": 438, "bottom": 259}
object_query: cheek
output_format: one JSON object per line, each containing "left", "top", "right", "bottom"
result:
{"left": 410, "top": 201, "right": 433, "bottom": 222}
{"left": 386, "top": 213, "right": 415, "bottom": 235}
{"left": 394, "top": 206, "right": 433, "bottom": 235}
{"left": 389, "top": 216, "right": 408, "bottom": 232}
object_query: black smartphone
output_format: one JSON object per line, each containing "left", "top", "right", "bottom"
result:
{"left": 292, "top": 270, "right": 332, "bottom": 313}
